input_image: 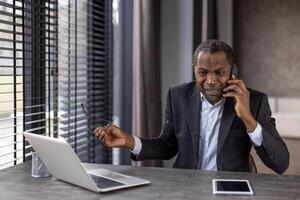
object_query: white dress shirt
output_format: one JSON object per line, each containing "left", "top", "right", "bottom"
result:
{"left": 131, "top": 93, "right": 263, "bottom": 171}
{"left": 199, "top": 93, "right": 225, "bottom": 170}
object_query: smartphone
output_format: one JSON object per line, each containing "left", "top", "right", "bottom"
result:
{"left": 230, "top": 64, "right": 239, "bottom": 78}
{"left": 223, "top": 64, "right": 239, "bottom": 94}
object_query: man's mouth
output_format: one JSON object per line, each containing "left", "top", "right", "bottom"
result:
{"left": 205, "top": 89, "right": 221, "bottom": 96}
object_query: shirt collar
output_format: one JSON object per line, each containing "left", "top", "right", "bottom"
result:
{"left": 200, "top": 91, "right": 225, "bottom": 107}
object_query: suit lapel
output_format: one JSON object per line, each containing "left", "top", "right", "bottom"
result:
{"left": 184, "top": 86, "right": 201, "bottom": 163}
{"left": 217, "top": 98, "right": 236, "bottom": 155}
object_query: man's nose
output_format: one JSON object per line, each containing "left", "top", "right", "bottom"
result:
{"left": 206, "top": 74, "right": 217, "bottom": 85}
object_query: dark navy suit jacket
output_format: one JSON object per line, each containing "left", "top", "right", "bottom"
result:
{"left": 132, "top": 81, "right": 289, "bottom": 174}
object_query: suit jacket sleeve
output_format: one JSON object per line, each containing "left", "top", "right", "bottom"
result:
{"left": 253, "top": 94, "right": 290, "bottom": 174}
{"left": 131, "top": 88, "right": 179, "bottom": 161}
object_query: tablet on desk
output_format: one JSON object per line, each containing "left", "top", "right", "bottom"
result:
{"left": 212, "top": 179, "right": 254, "bottom": 195}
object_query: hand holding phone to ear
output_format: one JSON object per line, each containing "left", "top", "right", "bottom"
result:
{"left": 223, "top": 72, "right": 257, "bottom": 133}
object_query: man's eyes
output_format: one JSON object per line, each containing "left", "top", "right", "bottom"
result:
{"left": 197, "top": 70, "right": 225, "bottom": 76}
{"left": 198, "top": 70, "right": 207, "bottom": 76}
{"left": 216, "top": 70, "right": 225, "bottom": 76}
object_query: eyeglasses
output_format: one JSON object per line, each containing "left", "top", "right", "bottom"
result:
{"left": 80, "top": 103, "right": 114, "bottom": 127}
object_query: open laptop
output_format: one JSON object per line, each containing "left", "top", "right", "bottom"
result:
{"left": 23, "top": 132, "right": 150, "bottom": 193}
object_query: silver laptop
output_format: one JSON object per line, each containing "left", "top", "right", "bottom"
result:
{"left": 23, "top": 132, "right": 150, "bottom": 193}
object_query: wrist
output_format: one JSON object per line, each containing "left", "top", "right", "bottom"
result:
{"left": 125, "top": 135, "right": 135, "bottom": 151}
{"left": 241, "top": 114, "right": 257, "bottom": 133}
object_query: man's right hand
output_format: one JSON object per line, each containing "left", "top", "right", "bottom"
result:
{"left": 93, "top": 125, "right": 135, "bottom": 150}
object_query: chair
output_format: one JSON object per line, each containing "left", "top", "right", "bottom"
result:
{"left": 249, "top": 117, "right": 276, "bottom": 173}
{"left": 249, "top": 154, "right": 257, "bottom": 173}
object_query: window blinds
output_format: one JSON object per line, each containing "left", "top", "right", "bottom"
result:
{"left": 58, "top": 0, "right": 113, "bottom": 163}
{"left": 0, "top": 0, "right": 58, "bottom": 169}
{"left": 0, "top": 0, "right": 112, "bottom": 170}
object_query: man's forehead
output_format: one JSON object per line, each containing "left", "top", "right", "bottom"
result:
{"left": 196, "top": 51, "right": 229, "bottom": 66}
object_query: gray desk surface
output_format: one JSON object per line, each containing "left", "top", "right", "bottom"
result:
{"left": 1, "top": 162, "right": 300, "bottom": 200}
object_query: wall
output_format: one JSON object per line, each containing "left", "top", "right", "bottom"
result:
{"left": 235, "top": 0, "right": 300, "bottom": 175}
{"left": 234, "top": 0, "right": 300, "bottom": 96}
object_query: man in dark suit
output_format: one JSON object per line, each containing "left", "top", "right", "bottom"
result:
{"left": 94, "top": 39, "right": 289, "bottom": 174}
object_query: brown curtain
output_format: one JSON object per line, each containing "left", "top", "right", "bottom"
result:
{"left": 132, "top": 0, "right": 162, "bottom": 167}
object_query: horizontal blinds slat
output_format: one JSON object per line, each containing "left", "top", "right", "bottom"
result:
{"left": 58, "top": 85, "right": 86, "bottom": 91}
{"left": 0, "top": 67, "right": 56, "bottom": 70}
{"left": 59, "top": 119, "right": 87, "bottom": 127}
{"left": 0, "top": 148, "right": 25, "bottom": 158}
{"left": 60, "top": 98, "right": 87, "bottom": 105}
{"left": 0, "top": 16, "right": 57, "bottom": 27}
{"left": 0, "top": 140, "right": 23, "bottom": 149}
{"left": 59, "top": 129, "right": 88, "bottom": 137}
{"left": 0, "top": 132, "right": 23, "bottom": 140}
{"left": 0, "top": 29, "right": 57, "bottom": 39}
{"left": 61, "top": 132, "right": 88, "bottom": 140}
{"left": 0, "top": 2, "right": 57, "bottom": 16}
{"left": 25, "top": 126, "right": 47, "bottom": 133}
{"left": 0, "top": 157, "right": 24, "bottom": 167}
{"left": 0, "top": 0, "right": 57, "bottom": 9}
{"left": 58, "top": 30, "right": 104, "bottom": 38}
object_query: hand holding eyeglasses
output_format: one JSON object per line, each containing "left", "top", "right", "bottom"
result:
{"left": 93, "top": 125, "right": 135, "bottom": 150}
{"left": 81, "top": 103, "right": 135, "bottom": 150}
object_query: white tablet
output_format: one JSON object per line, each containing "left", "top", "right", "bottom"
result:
{"left": 212, "top": 179, "right": 254, "bottom": 195}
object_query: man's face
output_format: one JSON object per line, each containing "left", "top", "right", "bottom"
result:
{"left": 194, "top": 51, "right": 231, "bottom": 105}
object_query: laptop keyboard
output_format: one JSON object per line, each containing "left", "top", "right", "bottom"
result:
{"left": 89, "top": 174, "right": 125, "bottom": 189}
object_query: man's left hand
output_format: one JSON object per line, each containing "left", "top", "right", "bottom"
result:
{"left": 223, "top": 76, "right": 257, "bottom": 133}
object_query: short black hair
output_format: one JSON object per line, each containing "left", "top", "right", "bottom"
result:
{"left": 192, "top": 39, "right": 234, "bottom": 66}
